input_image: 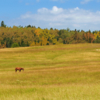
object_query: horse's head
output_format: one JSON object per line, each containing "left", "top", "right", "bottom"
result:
{"left": 21, "top": 68, "right": 24, "bottom": 71}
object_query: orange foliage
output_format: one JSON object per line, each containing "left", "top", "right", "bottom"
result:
{"left": 34, "top": 29, "right": 41, "bottom": 37}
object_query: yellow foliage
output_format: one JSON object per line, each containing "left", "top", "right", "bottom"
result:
{"left": 30, "top": 41, "right": 35, "bottom": 46}
{"left": 94, "top": 31, "right": 100, "bottom": 39}
{"left": 35, "top": 42, "right": 41, "bottom": 46}
{"left": 52, "top": 38, "right": 58, "bottom": 44}
{"left": 34, "top": 28, "right": 42, "bottom": 37}
{"left": 41, "top": 37, "right": 49, "bottom": 45}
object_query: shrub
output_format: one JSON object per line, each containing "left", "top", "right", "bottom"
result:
{"left": 11, "top": 43, "right": 19, "bottom": 48}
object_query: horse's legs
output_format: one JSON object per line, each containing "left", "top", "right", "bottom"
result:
{"left": 19, "top": 69, "right": 21, "bottom": 72}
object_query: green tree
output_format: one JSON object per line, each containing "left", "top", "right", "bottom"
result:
{"left": 94, "top": 36, "right": 100, "bottom": 43}
{"left": 27, "top": 25, "right": 31, "bottom": 28}
{"left": 11, "top": 43, "right": 19, "bottom": 48}
{"left": 1, "top": 21, "right": 6, "bottom": 27}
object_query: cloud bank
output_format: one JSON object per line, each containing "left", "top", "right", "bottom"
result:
{"left": 8, "top": 6, "right": 100, "bottom": 31}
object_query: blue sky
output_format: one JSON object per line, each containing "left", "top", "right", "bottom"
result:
{"left": 0, "top": 0, "right": 100, "bottom": 31}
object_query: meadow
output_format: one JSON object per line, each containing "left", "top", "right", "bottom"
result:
{"left": 0, "top": 43, "right": 100, "bottom": 100}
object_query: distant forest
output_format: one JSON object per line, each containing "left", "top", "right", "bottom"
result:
{"left": 0, "top": 21, "right": 100, "bottom": 48}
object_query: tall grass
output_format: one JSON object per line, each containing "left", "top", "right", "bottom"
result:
{"left": 0, "top": 43, "right": 100, "bottom": 100}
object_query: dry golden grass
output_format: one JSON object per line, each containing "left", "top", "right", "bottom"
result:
{"left": 0, "top": 43, "right": 100, "bottom": 100}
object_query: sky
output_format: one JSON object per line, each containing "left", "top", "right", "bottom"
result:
{"left": 0, "top": 0, "right": 100, "bottom": 31}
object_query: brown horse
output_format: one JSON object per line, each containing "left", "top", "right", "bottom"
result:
{"left": 15, "top": 67, "right": 24, "bottom": 72}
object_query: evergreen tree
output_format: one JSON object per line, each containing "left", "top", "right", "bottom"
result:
{"left": 1, "top": 21, "right": 6, "bottom": 27}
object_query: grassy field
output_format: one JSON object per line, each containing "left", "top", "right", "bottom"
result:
{"left": 0, "top": 43, "right": 100, "bottom": 100}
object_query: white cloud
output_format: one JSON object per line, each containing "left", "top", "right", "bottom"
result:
{"left": 81, "top": 0, "right": 92, "bottom": 4}
{"left": 7, "top": 6, "right": 100, "bottom": 31}
{"left": 51, "top": 6, "right": 63, "bottom": 14}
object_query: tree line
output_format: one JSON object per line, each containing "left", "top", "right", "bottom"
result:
{"left": 0, "top": 21, "right": 100, "bottom": 48}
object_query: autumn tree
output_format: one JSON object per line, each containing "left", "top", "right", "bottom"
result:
{"left": 83, "top": 31, "right": 95, "bottom": 43}
{"left": 94, "top": 31, "right": 100, "bottom": 43}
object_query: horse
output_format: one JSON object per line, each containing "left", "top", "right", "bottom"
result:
{"left": 15, "top": 67, "right": 24, "bottom": 72}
